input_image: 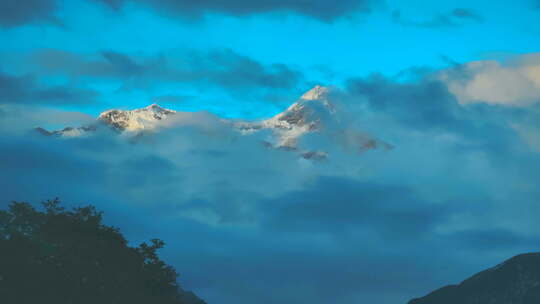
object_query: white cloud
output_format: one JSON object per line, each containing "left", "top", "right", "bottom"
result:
{"left": 440, "top": 54, "right": 540, "bottom": 106}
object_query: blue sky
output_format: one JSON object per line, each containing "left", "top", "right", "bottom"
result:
{"left": 2, "top": 1, "right": 540, "bottom": 304}
{"left": 1, "top": 0, "right": 539, "bottom": 118}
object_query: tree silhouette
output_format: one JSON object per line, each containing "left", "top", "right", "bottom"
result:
{"left": 0, "top": 199, "right": 205, "bottom": 304}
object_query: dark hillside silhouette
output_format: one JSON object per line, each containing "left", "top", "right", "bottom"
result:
{"left": 409, "top": 253, "right": 540, "bottom": 304}
{"left": 0, "top": 199, "right": 205, "bottom": 304}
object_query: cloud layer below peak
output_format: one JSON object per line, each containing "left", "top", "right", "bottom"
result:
{"left": 2, "top": 57, "right": 540, "bottom": 303}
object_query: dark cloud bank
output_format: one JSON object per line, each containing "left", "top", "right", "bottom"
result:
{"left": 93, "top": 0, "right": 379, "bottom": 21}
{"left": 0, "top": 48, "right": 304, "bottom": 110}
{"left": 2, "top": 62, "right": 540, "bottom": 304}
{"left": 0, "top": 0, "right": 58, "bottom": 27}
{"left": 0, "top": 0, "right": 380, "bottom": 28}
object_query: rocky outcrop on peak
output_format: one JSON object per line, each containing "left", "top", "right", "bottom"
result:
{"left": 97, "top": 104, "right": 177, "bottom": 132}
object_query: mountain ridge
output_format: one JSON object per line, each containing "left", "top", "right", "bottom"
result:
{"left": 36, "top": 86, "right": 392, "bottom": 159}
{"left": 409, "top": 252, "right": 540, "bottom": 304}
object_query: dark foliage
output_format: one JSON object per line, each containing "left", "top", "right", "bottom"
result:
{"left": 0, "top": 199, "right": 205, "bottom": 304}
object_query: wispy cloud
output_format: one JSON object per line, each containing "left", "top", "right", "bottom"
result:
{"left": 0, "top": 71, "right": 99, "bottom": 106}
{"left": 392, "top": 8, "right": 484, "bottom": 28}
{"left": 29, "top": 48, "right": 304, "bottom": 93}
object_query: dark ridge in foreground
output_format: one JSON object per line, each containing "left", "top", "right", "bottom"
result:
{"left": 409, "top": 253, "right": 540, "bottom": 304}
{"left": 0, "top": 199, "right": 206, "bottom": 304}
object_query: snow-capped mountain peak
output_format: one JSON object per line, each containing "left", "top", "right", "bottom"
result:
{"left": 97, "top": 104, "right": 176, "bottom": 132}
{"left": 36, "top": 86, "right": 391, "bottom": 160}
{"left": 243, "top": 85, "right": 337, "bottom": 148}
{"left": 300, "top": 85, "right": 329, "bottom": 101}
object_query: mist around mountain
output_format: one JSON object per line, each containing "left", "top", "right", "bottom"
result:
{"left": 35, "top": 86, "right": 391, "bottom": 160}
{"left": 2, "top": 61, "right": 540, "bottom": 304}
{"left": 409, "top": 253, "right": 540, "bottom": 304}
